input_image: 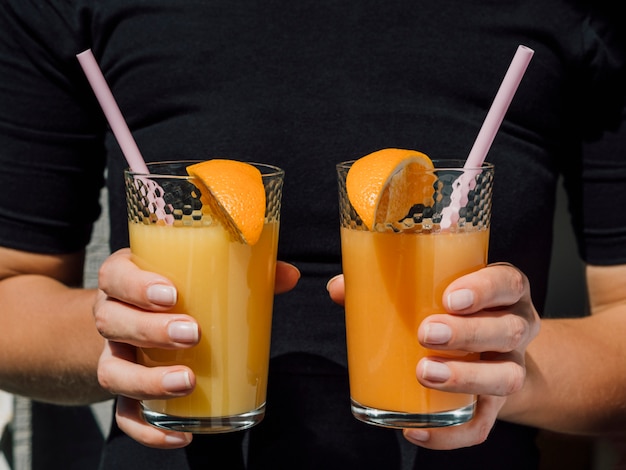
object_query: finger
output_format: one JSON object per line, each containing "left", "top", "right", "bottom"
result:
{"left": 275, "top": 261, "right": 300, "bottom": 294}
{"left": 98, "top": 248, "right": 177, "bottom": 311}
{"left": 98, "top": 341, "right": 195, "bottom": 399}
{"left": 94, "top": 291, "right": 199, "bottom": 348}
{"left": 115, "top": 396, "right": 193, "bottom": 449}
{"left": 419, "top": 310, "right": 534, "bottom": 353}
{"left": 416, "top": 351, "right": 526, "bottom": 396}
{"left": 402, "top": 395, "right": 503, "bottom": 450}
{"left": 326, "top": 274, "right": 345, "bottom": 305}
{"left": 443, "top": 263, "right": 529, "bottom": 314}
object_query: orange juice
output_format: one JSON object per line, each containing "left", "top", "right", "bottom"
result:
{"left": 341, "top": 227, "right": 489, "bottom": 416}
{"left": 129, "top": 220, "right": 279, "bottom": 419}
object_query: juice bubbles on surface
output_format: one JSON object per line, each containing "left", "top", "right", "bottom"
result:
{"left": 130, "top": 221, "right": 279, "bottom": 419}
{"left": 341, "top": 228, "right": 488, "bottom": 415}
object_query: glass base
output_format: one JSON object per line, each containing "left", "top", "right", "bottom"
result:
{"left": 142, "top": 403, "right": 265, "bottom": 433}
{"left": 351, "top": 399, "right": 475, "bottom": 429}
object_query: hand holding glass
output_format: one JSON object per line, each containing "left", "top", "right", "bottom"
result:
{"left": 337, "top": 159, "right": 493, "bottom": 428}
{"left": 125, "top": 160, "right": 283, "bottom": 433}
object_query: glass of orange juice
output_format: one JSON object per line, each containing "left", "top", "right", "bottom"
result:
{"left": 125, "top": 160, "right": 284, "bottom": 433}
{"left": 337, "top": 155, "right": 493, "bottom": 428}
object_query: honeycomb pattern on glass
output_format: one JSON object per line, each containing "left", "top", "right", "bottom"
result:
{"left": 263, "top": 173, "right": 283, "bottom": 224}
{"left": 126, "top": 161, "right": 284, "bottom": 234}
{"left": 337, "top": 161, "right": 493, "bottom": 233}
{"left": 125, "top": 174, "right": 211, "bottom": 227}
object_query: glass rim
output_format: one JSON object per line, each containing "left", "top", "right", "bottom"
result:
{"left": 336, "top": 159, "right": 494, "bottom": 171}
{"left": 125, "top": 160, "right": 285, "bottom": 179}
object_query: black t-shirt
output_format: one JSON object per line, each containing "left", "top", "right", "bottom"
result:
{"left": 1, "top": 1, "right": 625, "bottom": 469}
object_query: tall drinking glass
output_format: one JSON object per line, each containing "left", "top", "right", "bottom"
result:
{"left": 125, "top": 160, "right": 284, "bottom": 433}
{"left": 337, "top": 159, "right": 493, "bottom": 428}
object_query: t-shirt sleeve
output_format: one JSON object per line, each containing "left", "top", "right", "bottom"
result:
{"left": 577, "top": 108, "right": 626, "bottom": 265}
{"left": 568, "top": 7, "right": 626, "bottom": 266}
{"left": 561, "top": 2, "right": 626, "bottom": 265}
{"left": 0, "top": 2, "right": 107, "bottom": 254}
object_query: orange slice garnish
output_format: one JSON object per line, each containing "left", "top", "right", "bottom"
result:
{"left": 346, "top": 148, "right": 434, "bottom": 230}
{"left": 186, "top": 159, "right": 265, "bottom": 244}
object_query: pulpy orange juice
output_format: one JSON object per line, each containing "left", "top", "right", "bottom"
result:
{"left": 130, "top": 220, "right": 279, "bottom": 419}
{"left": 341, "top": 227, "right": 488, "bottom": 416}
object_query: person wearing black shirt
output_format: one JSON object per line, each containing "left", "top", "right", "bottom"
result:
{"left": 1, "top": 1, "right": 626, "bottom": 469}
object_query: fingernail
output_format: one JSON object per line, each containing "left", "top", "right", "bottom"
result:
{"left": 446, "top": 289, "right": 474, "bottom": 311}
{"left": 421, "top": 360, "right": 451, "bottom": 382}
{"left": 168, "top": 321, "right": 198, "bottom": 343}
{"left": 326, "top": 274, "right": 341, "bottom": 292}
{"left": 147, "top": 284, "right": 177, "bottom": 305}
{"left": 424, "top": 323, "right": 452, "bottom": 344}
{"left": 162, "top": 371, "right": 192, "bottom": 392}
{"left": 405, "top": 429, "right": 430, "bottom": 443}
{"left": 164, "top": 433, "right": 192, "bottom": 446}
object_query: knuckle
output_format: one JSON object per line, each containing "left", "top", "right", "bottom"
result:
{"left": 98, "top": 259, "right": 114, "bottom": 289}
{"left": 135, "top": 316, "right": 160, "bottom": 343}
{"left": 93, "top": 311, "right": 108, "bottom": 338}
{"left": 97, "top": 359, "right": 114, "bottom": 391}
{"left": 475, "top": 423, "right": 491, "bottom": 445}
{"left": 507, "top": 267, "right": 526, "bottom": 297}
{"left": 478, "top": 273, "right": 499, "bottom": 298}
{"left": 455, "top": 361, "right": 479, "bottom": 389}
{"left": 504, "top": 315, "right": 528, "bottom": 350}
{"left": 458, "top": 317, "right": 483, "bottom": 348}
{"left": 94, "top": 319, "right": 107, "bottom": 338}
{"left": 502, "top": 362, "right": 525, "bottom": 395}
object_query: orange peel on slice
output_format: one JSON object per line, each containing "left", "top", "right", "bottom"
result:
{"left": 187, "top": 159, "right": 266, "bottom": 244}
{"left": 346, "top": 148, "right": 434, "bottom": 230}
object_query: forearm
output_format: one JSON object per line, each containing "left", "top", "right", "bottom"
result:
{"left": 0, "top": 274, "right": 111, "bottom": 404}
{"left": 500, "top": 313, "right": 626, "bottom": 436}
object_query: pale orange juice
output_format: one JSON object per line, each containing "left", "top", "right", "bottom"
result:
{"left": 341, "top": 227, "right": 489, "bottom": 415}
{"left": 129, "top": 220, "right": 279, "bottom": 418}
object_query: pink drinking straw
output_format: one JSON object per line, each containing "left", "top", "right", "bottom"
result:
{"left": 77, "top": 49, "right": 172, "bottom": 222}
{"left": 465, "top": 45, "right": 534, "bottom": 169}
{"left": 441, "top": 45, "right": 534, "bottom": 229}
{"left": 76, "top": 49, "right": 149, "bottom": 174}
